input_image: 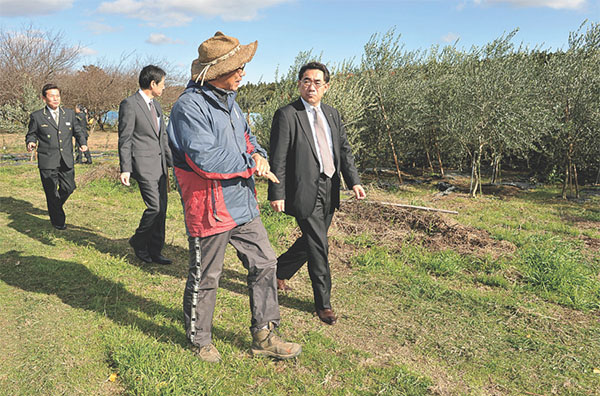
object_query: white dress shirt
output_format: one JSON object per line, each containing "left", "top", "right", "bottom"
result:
{"left": 139, "top": 89, "right": 160, "bottom": 129}
{"left": 301, "top": 97, "right": 334, "bottom": 173}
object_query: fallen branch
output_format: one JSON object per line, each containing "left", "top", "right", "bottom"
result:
{"left": 349, "top": 199, "right": 458, "bottom": 215}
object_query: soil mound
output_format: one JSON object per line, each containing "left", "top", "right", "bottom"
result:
{"left": 75, "top": 163, "right": 120, "bottom": 186}
{"left": 331, "top": 200, "right": 515, "bottom": 261}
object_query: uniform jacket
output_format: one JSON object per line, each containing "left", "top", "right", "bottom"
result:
{"left": 26, "top": 106, "right": 86, "bottom": 170}
{"left": 267, "top": 98, "right": 361, "bottom": 219}
{"left": 75, "top": 111, "right": 89, "bottom": 140}
{"left": 167, "top": 82, "right": 265, "bottom": 238}
{"left": 118, "top": 92, "right": 173, "bottom": 181}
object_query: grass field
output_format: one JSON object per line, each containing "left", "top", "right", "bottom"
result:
{"left": 0, "top": 148, "right": 599, "bottom": 395}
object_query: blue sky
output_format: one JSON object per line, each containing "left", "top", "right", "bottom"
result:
{"left": 0, "top": 0, "right": 598, "bottom": 84}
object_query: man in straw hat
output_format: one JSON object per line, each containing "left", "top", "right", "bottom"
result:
{"left": 167, "top": 32, "right": 301, "bottom": 362}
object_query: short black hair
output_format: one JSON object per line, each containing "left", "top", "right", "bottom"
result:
{"left": 42, "top": 83, "right": 60, "bottom": 97}
{"left": 298, "top": 62, "right": 330, "bottom": 83}
{"left": 139, "top": 65, "right": 166, "bottom": 89}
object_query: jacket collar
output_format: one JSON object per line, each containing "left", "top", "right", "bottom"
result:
{"left": 42, "top": 106, "right": 64, "bottom": 129}
{"left": 186, "top": 80, "right": 237, "bottom": 112}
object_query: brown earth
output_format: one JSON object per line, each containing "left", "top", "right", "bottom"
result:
{"left": 1, "top": 131, "right": 119, "bottom": 152}
{"left": 330, "top": 199, "right": 516, "bottom": 265}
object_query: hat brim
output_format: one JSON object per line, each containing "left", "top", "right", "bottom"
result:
{"left": 191, "top": 41, "right": 257, "bottom": 83}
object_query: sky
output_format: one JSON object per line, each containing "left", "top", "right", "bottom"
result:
{"left": 0, "top": 0, "right": 598, "bottom": 84}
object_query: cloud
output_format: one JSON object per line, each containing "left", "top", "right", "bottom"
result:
{"left": 146, "top": 33, "right": 183, "bottom": 45}
{"left": 473, "top": 0, "right": 587, "bottom": 9}
{"left": 86, "top": 21, "right": 122, "bottom": 35}
{"left": 97, "top": 0, "right": 292, "bottom": 26}
{"left": 78, "top": 46, "right": 98, "bottom": 56}
{"left": 0, "top": 0, "right": 74, "bottom": 16}
{"left": 442, "top": 32, "right": 460, "bottom": 43}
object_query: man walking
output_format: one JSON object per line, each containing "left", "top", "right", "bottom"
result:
{"left": 167, "top": 31, "right": 301, "bottom": 362}
{"left": 268, "top": 62, "right": 366, "bottom": 325}
{"left": 26, "top": 83, "right": 88, "bottom": 230}
{"left": 74, "top": 105, "right": 92, "bottom": 164}
{"left": 118, "top": 65, "right": 173, "bottom": 265}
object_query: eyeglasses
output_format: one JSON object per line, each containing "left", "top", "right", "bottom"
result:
{"left": 300, "top": 78, "right": 325, "bottom": 88}
{"left": 235, "top": 64, "right": 246, "bottom": 74}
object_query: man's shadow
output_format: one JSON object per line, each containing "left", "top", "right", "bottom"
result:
{"left": 0, "top": 196, "right": 314, "bottom": 314}
{"left": 0, "top": 250, "right": 246, "bottom": 349}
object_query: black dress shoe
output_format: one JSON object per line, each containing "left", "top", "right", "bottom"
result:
{"left": 52, "top": 224, "right": 67, "bottom": 230}
{"left": 151, "top": 255, "right": 172, "bottom": 265}
{"left": 133, "top": 248, "right": 153, "bottom": 263}
{"left": 317, "top": 309, "right": 337, "bottom": 325}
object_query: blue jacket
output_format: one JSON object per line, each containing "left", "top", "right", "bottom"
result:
{"left": 167, "top": 81, "right": 266, "bottom": 237}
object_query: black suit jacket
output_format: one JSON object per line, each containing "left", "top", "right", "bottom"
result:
{"left": 118, "top": 92, "right": 172, "bottom": 181}
{"left": 26, "top": 106, "right": 86, "bottom": 170}
{"left": 74, "top": 111, "right": 89, "bottom": 140}
{"left": 268, "top": 98, "right": 361, "bottom": 219}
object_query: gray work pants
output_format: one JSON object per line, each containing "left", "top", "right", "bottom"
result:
{"left": 183, "top": 217, "right": 280, "bottom": 347}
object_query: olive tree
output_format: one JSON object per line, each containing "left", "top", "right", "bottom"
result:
{"left": 543, "top": 22, "right": 600, "bottom": 198}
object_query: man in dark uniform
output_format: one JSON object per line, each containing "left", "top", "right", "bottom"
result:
{"left": 26, "top": 83, "right": 88, "bottom": 230}
{"left": 74, "top": 105, "right": 92, "bottom": 164}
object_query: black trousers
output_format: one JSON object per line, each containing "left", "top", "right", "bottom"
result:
{"left": 276, "top": 175, "right": 334, "bottom": 310}
{"left": 75, "top": 144, "right": 92, "bottom": 163}
{"left": 39, "top": 160, "right": 76, "bottom": 227}
{"left": 129, "top": 174, "right": 168, "bottom": 256}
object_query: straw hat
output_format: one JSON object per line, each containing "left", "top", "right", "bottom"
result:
{"left": 191, "top": 31, "right": 257, "bottom": 85}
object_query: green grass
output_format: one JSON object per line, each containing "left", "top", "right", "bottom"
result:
{"left": 1, "top": 161, "right": 599, "bottom": 395}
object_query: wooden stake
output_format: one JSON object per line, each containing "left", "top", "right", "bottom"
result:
{"left": 346, "top": 199, "right": 458, "bottom": 215}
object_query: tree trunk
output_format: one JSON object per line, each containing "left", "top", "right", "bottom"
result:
{"left": 596, "top": 166, "right": 600, "bottom": 185}
{"left": 435, "top": 141, "right": 444, "bottom": 177}
{"left": 568, "top": 146, "right": 574, "bottom": 198}
{"left": 491, "top": 154, "right": 498, "bottom": 184}
{"left": 470, "top": 153, "right": 479, "bottom": 198}
{"left": 470, "top": 142, "right": 484, "bottom": 197}
{"left": 573, "top": 163, "right": 579, "bottom": 199}
{"left": 478, "top": 146, "right": 483, "bottom": 196}
{"left": 493, "top": 154, "right": 502, "bottom": 184}
{"left": 425, "top": 145, "right": 434, "bottom": 173}
{"left": 494, "top": 155, "right": 502, "bottom": 183}
{"left": 561, "top": 163, "right": 568, "bottom": 200}
{"left": 376, "top": 91, "right": 402, "bottom": 185}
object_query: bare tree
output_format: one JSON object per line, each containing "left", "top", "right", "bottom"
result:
{"left": 0, "top": 24, "right": 80, "bottom": 105}
{"left": 62, "top": 62, "right": 138, "bottom": 132}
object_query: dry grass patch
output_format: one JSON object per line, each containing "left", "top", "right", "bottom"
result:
{"left": 331, "top": 199, "right": 515, "bottom": 262}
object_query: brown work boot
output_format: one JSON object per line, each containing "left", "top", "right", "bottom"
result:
{"left": 192, "top": 343, "right": 221, "bottom": 363}
{"left": 251, "top": 323, "right": 301, "bottom": 360}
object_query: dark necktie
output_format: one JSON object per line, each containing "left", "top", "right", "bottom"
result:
{"left": 313, "top": 108, "right": 335, "bottom": 177}
{"left": 149, "top": 101, "right": 159, "bottom": 132}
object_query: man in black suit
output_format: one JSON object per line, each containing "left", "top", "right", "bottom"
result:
{"left": 26, "top": 83, "right": 88, "bottom": 230}
{"left": 118, "top": 65, "right": 173, "bottom": 265}
{"left": 268, "top": 62, "right": 366, "bottom": 325}
{"left": 74, "top": 105, "right": 92, "bottom": 164}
